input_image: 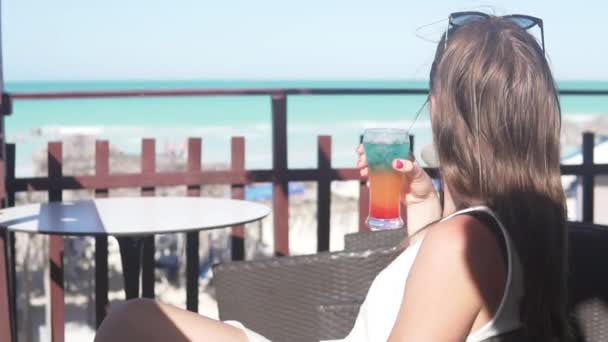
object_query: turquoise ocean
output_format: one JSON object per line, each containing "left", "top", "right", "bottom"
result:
{"left": 5, "top": 80, "right": 608, "bottom": 176}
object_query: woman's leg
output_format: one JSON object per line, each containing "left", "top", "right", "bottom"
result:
{"left": 95, "top": 298, "right": 248, "bottom": 342}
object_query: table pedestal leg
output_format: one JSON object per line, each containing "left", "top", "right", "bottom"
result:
{"left": 186, "top": 232, "right": 199, "bottom": 312}
{"left": 141, "top": 236, "right": 155, "bottom": 298}
{"left": 117, "top": 237, "right": 143, "bottom": 300}
{"left": 49, "top": 236, "right": 65, "bottom": 342}
{"left": 95, "top": 236, "right": 108, "bottom": 327}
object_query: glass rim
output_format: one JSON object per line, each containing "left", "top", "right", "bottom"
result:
{"left": 362, "top": 128, "right": 410, "bottom": 144}
{"left": 363, "top": 128, "right": 408, "bottom": 135}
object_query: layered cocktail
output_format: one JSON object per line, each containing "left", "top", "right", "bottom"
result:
{"left": 363, "top": 128, "right": 409, "bottom": 230}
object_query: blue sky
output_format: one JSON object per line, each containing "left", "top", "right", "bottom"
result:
{"left": 3, "top": 0, "right": 607, "bottom": 81}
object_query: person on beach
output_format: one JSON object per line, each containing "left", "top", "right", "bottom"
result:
{"left": 95, "top": 13, "right": 568, "bottom": 342}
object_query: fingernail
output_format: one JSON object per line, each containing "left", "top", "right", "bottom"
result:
{"left": 394, "top": 160, "right": 404, "bottom": 169}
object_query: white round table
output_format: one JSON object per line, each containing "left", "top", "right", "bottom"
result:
{"left": 0, "top": 197, "right": 270, "bottom": 305}
{"left": 0, "top": 197, "right": 270, "bottom": 236}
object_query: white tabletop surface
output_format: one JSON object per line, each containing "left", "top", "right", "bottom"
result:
{"left": 0, "top": 197, "right": 270, "bottom": 236}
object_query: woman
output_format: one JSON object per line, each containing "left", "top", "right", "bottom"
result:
{"left": 95, "top": 13, "right": 568, "bottom": 341}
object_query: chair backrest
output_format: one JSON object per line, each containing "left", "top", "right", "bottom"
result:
{"left": 568, "top": 222, "right": 608, "bottom": 342}
{"left": 343, "top": 228, "right": 406, "bottom": 251}
{"left": 213, "top": 247, "right": 397, "bottom": 342}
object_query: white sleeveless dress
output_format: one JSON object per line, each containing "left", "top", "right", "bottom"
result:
{"left": 225, "top": 206, "right": 525, "bottom": 341}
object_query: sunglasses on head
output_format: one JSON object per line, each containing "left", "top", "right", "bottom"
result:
{"left": 446, "top": 11, "right": 545, "bottom": 52}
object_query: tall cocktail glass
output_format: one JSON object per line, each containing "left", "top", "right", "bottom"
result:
{"left": 363, "top": 128, "right": 410, "bottom": 230}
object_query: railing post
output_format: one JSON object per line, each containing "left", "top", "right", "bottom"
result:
{"left": 358, "top": 135, "right": 370, "bottom": 232}
{"left": 5, "top": 143, "right": 16, "bottom": 339}
{"left": 0, "top": 227, "right": 14, "bottom": 342}
{"left": 0, "top": 56, "right": 12, "bottom": 339}
{"left": 48, "top": 142, "right": 64, "bottom": 342}
{"left": 317, "top": 136, "right": 331, "bottom": 252}
{"left": 141, "top": 139, "right": 156, "bottom": 298}
{"left": 0, "top": 15, "right": 14, "bottom": 330}
{"left": 0, "top": 0, "right": 9, "bottom": 203}
{"left": 94, "top": 141, "right": 109, "bottom": 327}
{"left": 186, "top": 138, "right": 201, "bottom": 312}
{"left": 5, "top": 144, "right": 13, "bottom": 207}
{"left": 272, "top": 94, "right": 289, "bottom": 256}
{"left": 402, "top": 135, "right": 414, "bottom": 226}
{"left": 231, "top": 137, "right": 246, "bottom": 260}
{"left": 582, "top": 132, "right": 595, "bottom": 223}
{"left": 359, "top": 182, "right": 370, "bottom": 232}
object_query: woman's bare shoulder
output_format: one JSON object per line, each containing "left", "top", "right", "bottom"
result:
{"left": 411, "top": 213, "right": 507, "bottom": 312}
{"left": 421, "top": 213, "right": 503, "bottom": 259}
{"left": 413, "top": 213, "right": 507, "bottom": 317}
{"left": 388, "top": 214, "right": 507, "bottom": 340}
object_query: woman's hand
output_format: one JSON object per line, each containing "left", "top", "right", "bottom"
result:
{"left": 357, "top": 145, "right": 442, "bottom": 234}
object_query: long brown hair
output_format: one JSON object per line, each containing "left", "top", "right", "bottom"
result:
{"left": 429, "top": 17, "right": 568, "bottom": 340}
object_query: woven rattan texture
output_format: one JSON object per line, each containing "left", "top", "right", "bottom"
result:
{"left": 214, "top": 248, "right": 396, "bottom": 342}
{"left": 344, "top": 228, "right": 406, "bottom": 251}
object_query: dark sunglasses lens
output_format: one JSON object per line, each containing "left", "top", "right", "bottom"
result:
{"left": 508, "top": 16, "right": 536, "bottom": 29}
{"left": 450, "top": 14, "right": 487, "bottom": 26}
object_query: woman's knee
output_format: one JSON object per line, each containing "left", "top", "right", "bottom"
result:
{"left": 96, "top": 298, "right": 159, "bottom": 340}
{"left": 99, "top": 298, "right": 158, "bottom": 331}
{"left": 110, "top": 298, "right": 157, "bottom": 318}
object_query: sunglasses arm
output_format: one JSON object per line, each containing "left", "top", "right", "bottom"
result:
{"left": 539, "top": 21, "right": 545, "bottom": 54}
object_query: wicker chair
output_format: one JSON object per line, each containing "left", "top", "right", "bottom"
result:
{"left": 214, "top": 222, "right": 608, "bottom": 342}
{"left": 568, "top": 222, "right": 608, "bottom": 342}
{"left": 343, "top": 228, "right": 406, "bottom": 251}
{"left": 213, "top": 247, "right": 397, "bottom": 341}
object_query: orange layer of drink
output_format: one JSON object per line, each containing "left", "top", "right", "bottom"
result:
{"left": 368, "top": 170, "right": 402, "bottom": 219}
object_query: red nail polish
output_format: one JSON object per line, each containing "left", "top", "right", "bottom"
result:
{"left": 395, "top": 160, "right": 404, "bottom": 169}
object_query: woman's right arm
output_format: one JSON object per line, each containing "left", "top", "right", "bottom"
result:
{"left": 357, "top": 145, "right": 441, "bottom": 236}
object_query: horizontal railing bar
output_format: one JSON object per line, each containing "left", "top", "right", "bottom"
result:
{"left": 7, "top": 88, "right": 608, "bottom": 100}
{"left": 10, "top": 171, "right": 247, "bottom": 191}
{"left": 8, "top": 168, "right": 368, "bottom": 191}
{"left": 8, "top": 88, "right": 428, "bottom": 100}
{"left": 561, "top": 164, "right": 608, "bottom": 175}
{"left": 9, "top": 164, "right": 602, "bottom": 192}
{"left": 559, "top": 90, "right": 608, "bottom": 96}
